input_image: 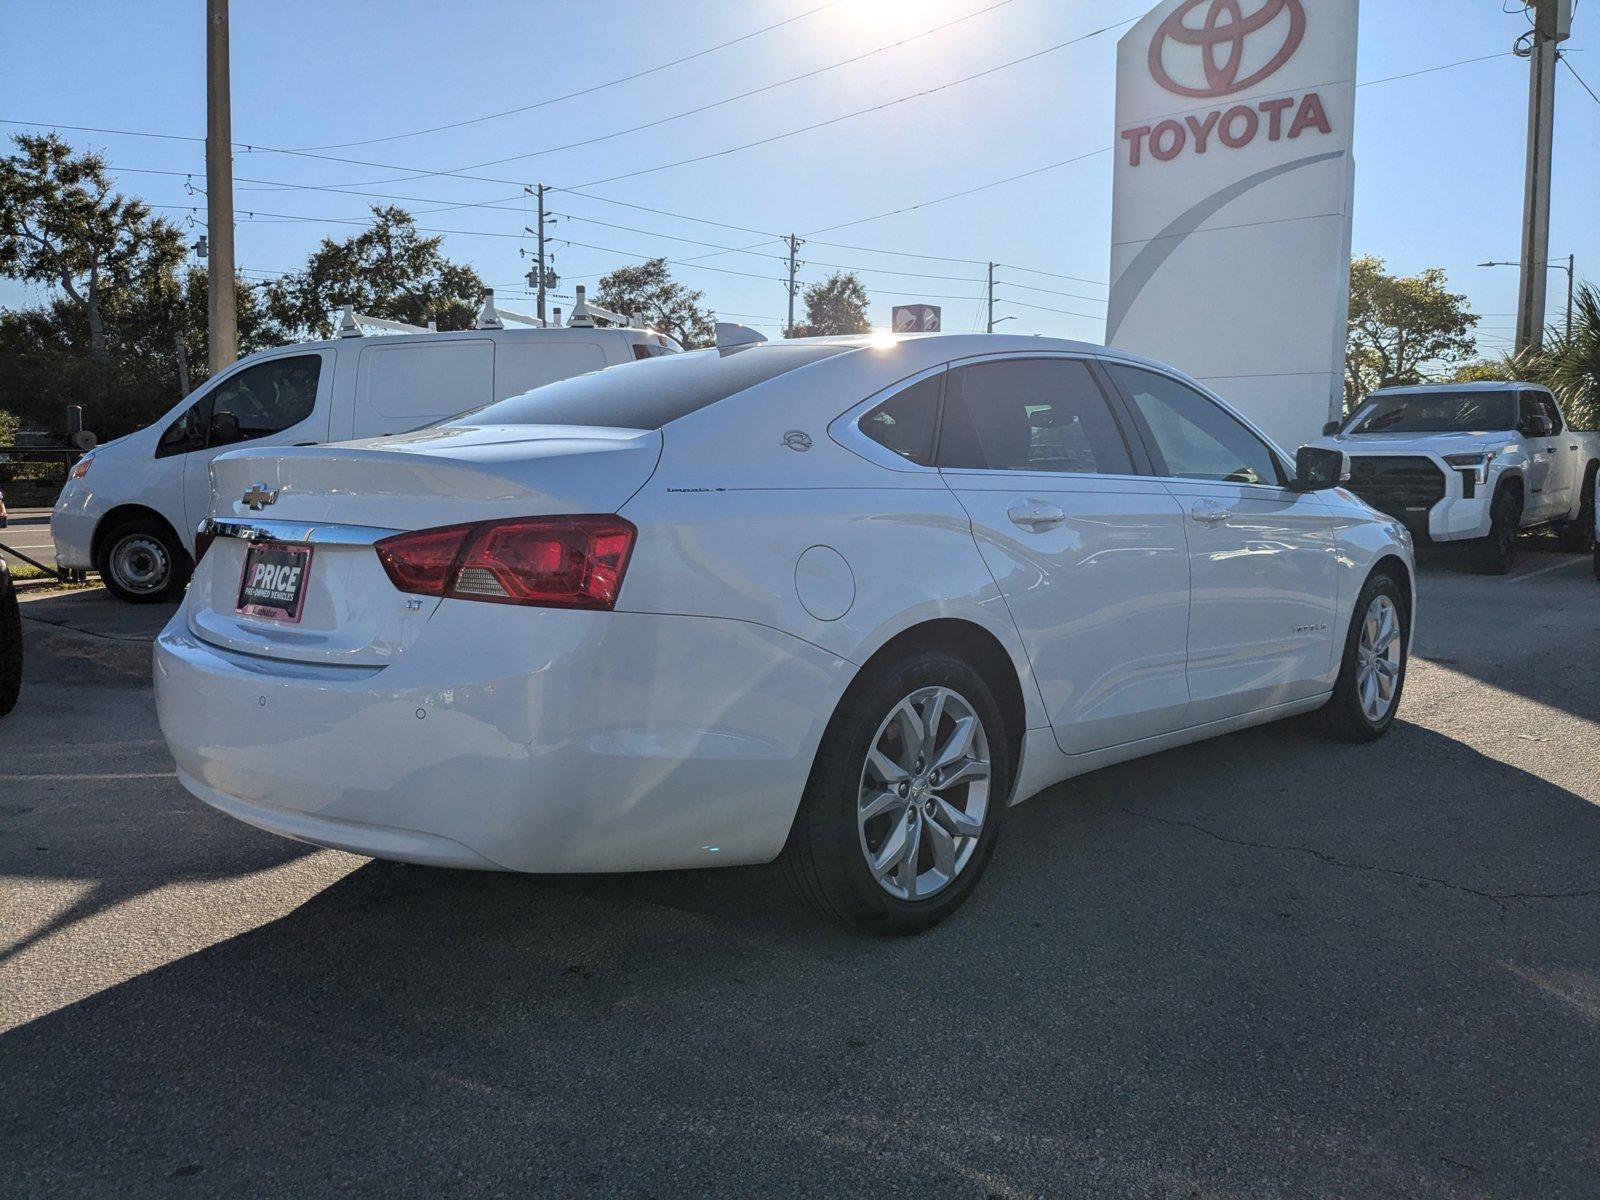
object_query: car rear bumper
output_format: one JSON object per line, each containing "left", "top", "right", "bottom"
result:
{"left": 154, "top": 600, "right": 853, "bottom": 872}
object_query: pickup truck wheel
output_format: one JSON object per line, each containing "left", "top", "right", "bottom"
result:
{"left": 0, "top": 566, "right": 21, "bottom": 717}
{"left": 1314, "top": 570, "right": 1408, "bottom": 742}
{"left": 96, "top": 517, "right": 190, "bottom": 604}
{"left": 1467, "top": 485, "right": 1521, "bottom": 575}
{"left": 1558, "top": 465, "right": 1597, "bottom": 551}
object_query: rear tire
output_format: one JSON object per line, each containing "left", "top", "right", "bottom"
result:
{"left": 781, "top": 650, "right": 1011, "bottom": 936}
{"left": 0, "top": 567, "right": 21, "bottom": 717}
{"left": 1314, "top": 569, "right": 1409, "bottom": 742}
{"left": 96, "top": 516, "right": 190, "bottom": 604}
{"left": 1468, "top": 484, "right": 1522, "bottom": 575}
{"left": 1558, "top": 464, "right": 1597, "bottom": 551}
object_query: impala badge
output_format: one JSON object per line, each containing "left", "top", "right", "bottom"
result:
{"left": 783, "top": 430, "right": 813, "bottom": 453}
{"left": 242, "top": 484, "right": 279, "bottom": 511}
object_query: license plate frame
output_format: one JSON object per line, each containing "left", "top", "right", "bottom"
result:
{"left": 236, "top": 541, "right": 313, "bottom": 624}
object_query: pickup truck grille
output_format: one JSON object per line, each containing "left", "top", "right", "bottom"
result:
{"left": 1344, "top": 456, "right": 1448, "bottom": 532}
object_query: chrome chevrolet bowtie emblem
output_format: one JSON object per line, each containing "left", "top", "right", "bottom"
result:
{"left": 242, "top": 484, "right": 279, "bottom": 511}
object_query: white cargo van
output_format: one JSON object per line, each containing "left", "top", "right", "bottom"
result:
{"left": 54, "top": 304, "right": 681, "bottom": 601}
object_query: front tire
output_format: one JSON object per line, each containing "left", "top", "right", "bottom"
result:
{"left": 1314, "top": 570, "right": 1409, "bottom": 742}
{"left": 0, "top": 567, "right": 21, "bottom": 717}
{"left": 781, "top": 650, "right": 1011, "bottom": 935}
{"left": 1468, "top": 484, "right": 1522, "bottom": 575}
{"left": 96, "top": 516, "right": 190, "bottom": 604}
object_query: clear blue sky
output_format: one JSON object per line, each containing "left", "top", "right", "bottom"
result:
{"left": 1, "top": 0, "right": 1596, "bottom": 355}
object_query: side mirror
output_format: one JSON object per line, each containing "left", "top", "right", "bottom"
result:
{"left": 1290, "top": 445, "right": 1347, "bottom": 492}
{"left": 1321, "top": 420, "right": 1342, "bottom": 437}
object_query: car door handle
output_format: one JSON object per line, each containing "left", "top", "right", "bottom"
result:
{"left": 1006, "top": 500, "right": 1067, "bottom": 532}
{"left": 1190, "top": 500, "right": 1233, "bottom": 524}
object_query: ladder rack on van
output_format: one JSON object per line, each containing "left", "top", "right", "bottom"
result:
{"left": 335, "top": 291, "right": 657, "bottom": 337}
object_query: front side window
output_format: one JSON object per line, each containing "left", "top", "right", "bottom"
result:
{"left": 159, "top": 355, "right": 322, "bottom": 457}
{"left": 859, "top": 374, "right": 942, "bottom": 467}
{"left": 208, "top": 355, "right": 322, "bottom": 446}
{"left": 157, "top": 397, "right": 213, "bottom": 458}
{"left": 1536, "top": 393, "right": 1564, "bottom": 434}
{"left": 937, "top": 359, "right": 1133, "bottom": 475}
{"left": 1107, "top": 365, "right": 1282, "bottom": 487}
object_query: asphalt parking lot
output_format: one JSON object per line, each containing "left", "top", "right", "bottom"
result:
{"left": 2, "top": 543, "right": 1597, "bottom": 1197}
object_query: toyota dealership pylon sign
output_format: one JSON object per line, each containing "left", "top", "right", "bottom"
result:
{"left": 1108, "top": 0, "right": 1358, "bottom": 450}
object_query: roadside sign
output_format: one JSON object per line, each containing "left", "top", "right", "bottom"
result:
{"left": 892, "top": 304, "right": 942, "bottom": 333}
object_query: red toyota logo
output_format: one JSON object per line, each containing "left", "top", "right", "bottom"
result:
{"left": 1149, "top": 0, "right": 1306, "bottom": 98}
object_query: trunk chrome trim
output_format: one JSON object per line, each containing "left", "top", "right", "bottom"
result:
{"left": 199, "top": 517, "right": 402, "bottom": 547}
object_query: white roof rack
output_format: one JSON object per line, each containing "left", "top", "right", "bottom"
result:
{"left": 568, "top": 284, "right": 630, "bottom": 329}
{"left": 336, "top": 304, "right": 431, "bottom": 338}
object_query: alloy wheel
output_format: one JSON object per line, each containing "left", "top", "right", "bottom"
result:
{"left": 1355, "top": 594, "right": 1402, "bottom": 723}
{"left": 856, "top": 685, "right": 991, "bottom": 901}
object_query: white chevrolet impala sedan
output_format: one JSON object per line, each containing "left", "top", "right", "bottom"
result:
{"left": 155, "top": 332, "right": 1414, "bottom": 933}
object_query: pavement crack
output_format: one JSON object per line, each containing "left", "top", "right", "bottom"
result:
{"left": 1094, "top": 804, "right": 1600, "bottom": 909}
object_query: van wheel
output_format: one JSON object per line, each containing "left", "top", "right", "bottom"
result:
{"left": 0, "top": 569, "right": 21, "bottom": 717}
{"left": 1468, "top": 485, "right": 1521, "bottom": 575}
{"left": 781, "top": 650, "right": 1011, "bottom": 935}
{"left": 1558, "top": 464, "right": 1597, "bottom": 551}
{"left": 96, "top": 517, "right": 190, "bottom": 603}
{"left": 1314, "top": 569, "right": 1409, "bottom": 742}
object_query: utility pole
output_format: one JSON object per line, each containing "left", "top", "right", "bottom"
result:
{"left": 986, "top": 262, "right": 996, "bottom": 333}
{"left": 531, "top": 183, "right": 556, "bottom": 325}
{"left": 1515, "top": 0, "right": 1572, "bottom": 354}
{"left": 784, "top": 234, "right": 804, "bottom": 336}
{"left": 205, "top": 0, "right": 237, "bottom": 373}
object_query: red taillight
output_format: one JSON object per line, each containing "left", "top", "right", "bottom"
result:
{"left": 374, "top": 516, "right": 636, "bottom": 610}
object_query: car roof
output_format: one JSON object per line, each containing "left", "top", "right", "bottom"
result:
{"left": 253, "top": 325, "right": 667, "bottom": 356}
{"left": 1368, "top": 380, "right": 1548, "bottom": 396}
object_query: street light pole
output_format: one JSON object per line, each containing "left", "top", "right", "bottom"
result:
{"left": 1480, "top": 256, "right": 1576, "bottom": 341}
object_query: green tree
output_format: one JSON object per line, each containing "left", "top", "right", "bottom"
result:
{"left": 0, "top": 133, "right": 186, "bottom": 396}
{"left": 262, "top": 206, "right": 485, "bottom": 339}
{"left": 594, "top": 258, "right": 714, "bottom": 348}
{"left": 1345, "top": 255, "right": 1479, "bottom": 409}
{"left": 795, "top": 271, "right": 870, "bottom": 336}
{"left": 1507, "top": 282, "right": 1600, "bottom": 430}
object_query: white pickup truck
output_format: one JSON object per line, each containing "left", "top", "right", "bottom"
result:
{"left": 1313, "top": 381, "right": 1600, "bottom": 574}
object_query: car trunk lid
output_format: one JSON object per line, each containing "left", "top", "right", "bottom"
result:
{"left": 187, "top": 425, "right": 660, "bottom": 666}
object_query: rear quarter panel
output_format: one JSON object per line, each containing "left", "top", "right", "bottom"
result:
{"left": 615, "top": 349, "right": 1051, "bottom": 732}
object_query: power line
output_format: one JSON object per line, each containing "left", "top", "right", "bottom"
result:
{"left": 565, "top": 16, "right": 1137, "bottom": 190}
{"left": 1562, "top": 53, "right": 1600, "bottom": 105}
{"left": 993, "top": 277, "right": 1106, "bottom": 303}
{"left": 995, "top": 296, "right": 1104, "bottom": 321}
{"left": 290, "top": 0, "right": 847, "bottom": 151}
{"left": 439, "top": 0, "right": 1019, "bottom": 176}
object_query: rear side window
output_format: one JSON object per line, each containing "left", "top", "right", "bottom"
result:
{"left": 938, "top": 359, "right": 1133, "bottom": 475}
{"left": 458, "top": 344, "right": 852, "bottom": 430}
{"left": 860, "top": 374, "right": 942, "bottom": 467}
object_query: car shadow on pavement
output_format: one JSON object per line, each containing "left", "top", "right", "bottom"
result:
{"left": 4, "top": 714, "right": 1598, "bottom": 1197}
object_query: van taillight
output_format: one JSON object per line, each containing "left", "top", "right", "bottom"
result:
{"left": 374, "top": 516, "right": 636, "bottom": 610}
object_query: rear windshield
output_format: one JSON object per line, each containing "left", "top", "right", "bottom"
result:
{"left": 452, "top": 344, "right": 851, "bottom": 430}
{"left": 1345, "top": 391, "right": 1516, "bottom": 434}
